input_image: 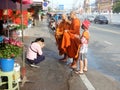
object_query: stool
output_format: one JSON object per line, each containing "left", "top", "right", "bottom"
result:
{"left": 0, "top": 70, "right": 20, "bottom": 90}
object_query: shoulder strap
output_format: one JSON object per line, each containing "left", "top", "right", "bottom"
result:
{"left": 30, "top": 46, "right": 37, "bottom": 53}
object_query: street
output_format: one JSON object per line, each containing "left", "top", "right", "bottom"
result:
{"left": 19, "top": 19, "right": 120, "bottom": 90}
{"left": 89, "top": 23, "right": 120, "bottom": 82}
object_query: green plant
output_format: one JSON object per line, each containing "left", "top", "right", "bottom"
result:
{"left": 8, "top": 24, "right": 27, "bottom": 31}
{"left": 113, "top": 0, "right": 120, "bottom": 13}
{"left": 0, "top": 38, "right": 23, "bottom": 59}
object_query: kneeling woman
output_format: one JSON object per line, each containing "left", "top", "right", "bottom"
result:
{"left": 26, "top": 37, "right": 45, "bottom": 66}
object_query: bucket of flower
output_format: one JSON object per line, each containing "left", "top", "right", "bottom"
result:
{"left": 0, "top": 37, "right": 23, "bottom": 72}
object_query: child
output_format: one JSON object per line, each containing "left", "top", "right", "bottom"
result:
{"left": 76, "top": 20, "right": 90, "bottom": 74}
{"left": 26, "top": 37, "right": 45, "bottom": 67}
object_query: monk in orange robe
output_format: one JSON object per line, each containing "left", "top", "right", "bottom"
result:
{"left": 61, "top": 11, "right": 81, "bottom": 68}
{"left": 55, "top": 14, "right": 71, "bottom": 61}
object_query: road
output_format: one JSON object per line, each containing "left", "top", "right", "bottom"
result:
{"left": 88, "top": 23, "right": 120, "bottom": 82}
{"left": 105, "top": 14, "right": 120, "bottom": 24}
{"left": 78, "top": 13, "right": 120, "bottom": 24}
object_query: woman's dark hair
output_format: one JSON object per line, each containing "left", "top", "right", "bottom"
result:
{"left": 32, "top": 37, "right": 44, "bottom": 43}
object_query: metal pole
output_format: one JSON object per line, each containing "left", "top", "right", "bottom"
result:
{"left": 20, "top": 0, "right": 25, "bottom": 67}
{"left": 6, "top": 0, "right": 9, "bottom": 38}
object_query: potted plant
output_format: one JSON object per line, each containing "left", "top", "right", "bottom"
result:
{"left": 0, "top": 37, "right": 23, "bottom": 72}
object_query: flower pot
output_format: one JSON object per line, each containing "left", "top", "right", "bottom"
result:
{"left": 0, "top": 58, "right": 14, "bottom": 72}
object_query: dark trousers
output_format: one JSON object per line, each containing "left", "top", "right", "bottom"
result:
{"left": 27, "top": 55, "right": 45, "bottom": 65}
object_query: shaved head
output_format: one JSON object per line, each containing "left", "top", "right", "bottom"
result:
{"left": 70, "top": 11, "right": 76, "bottom": 15}
{"left": 62, "top": 14, "right": 67, "bottom": 20}
{"left": 70, "top": 11, "right": 76, "bottom": 19}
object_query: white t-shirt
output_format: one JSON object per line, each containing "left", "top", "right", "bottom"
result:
{"left": 80, "top": 37, "right": 88, "bottom": 53}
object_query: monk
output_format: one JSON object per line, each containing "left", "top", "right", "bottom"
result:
{"left": 55, "top": 14, "right": 71, "bottom": 61}
{"left": 61, "top": 11, "right": 81, "bottom": 69}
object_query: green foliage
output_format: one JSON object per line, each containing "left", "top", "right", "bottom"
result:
{"left": 48, "top": 7, "right": 52, "bottom": 12}
{"left": 113, "top": 1, "right": 120, "bottom": 13}
{"left": 9, "top": 24, "right": 27, "bottom": 31}
{"left": 0, "top": 39, "right": 23, "bottom": 59}
{"left": 0, "top": 44, "right": 22, "bottom": 58}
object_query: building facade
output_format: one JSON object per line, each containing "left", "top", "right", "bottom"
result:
{"left": 83, "top": 0, "right": 91, "bottom": 13}
{"left": 96, "top": 0, "right": 115, "bottom": 13}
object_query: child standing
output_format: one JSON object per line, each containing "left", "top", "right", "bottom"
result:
{"left": 76, "top": 20, "right": 90, "bottom": 74}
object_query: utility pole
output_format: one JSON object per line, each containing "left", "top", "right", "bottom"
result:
{"left": 109, "top": 0, "right": 113, "bottom": 23}
{"left": 52, "top": 0, "right": 53, "bottom": 11}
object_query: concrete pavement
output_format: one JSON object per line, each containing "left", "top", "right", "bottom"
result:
{"left": 17, "top": 19, "right": 120, "bottom": 90}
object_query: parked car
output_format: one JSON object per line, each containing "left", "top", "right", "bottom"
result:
{"left": 94, "top": 15, "right": 108, "bottom": 24}
{"left": 87, "top": 15, "right": 95, "bottom": 22}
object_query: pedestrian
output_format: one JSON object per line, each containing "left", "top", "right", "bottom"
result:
{"left": 41, "top": 13, "right": 44, "bottom": 21}
{"left": 61, "top": 11, "right": 81, "bottom": 69}
{"left": 55, "top": 14, "right": 71, "bottom": 61}
{"left": 26, "top": 37, "right": 45, "bottom": 67}
{"left": 75, "top": 20, "right": 90, "bottom": 74}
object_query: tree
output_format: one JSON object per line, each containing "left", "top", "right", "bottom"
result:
{"left": 48, "top": 7, "right": 52, "bottom": 12}
{"left": 113, "top": 0, "right": 120, "bottom": 13}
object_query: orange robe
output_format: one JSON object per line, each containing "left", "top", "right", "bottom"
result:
{"left": 55, "top": 20, "right": 70, "bottom": 55}
{"left": 61, "top": 18, "right": 81, "bottom": 59}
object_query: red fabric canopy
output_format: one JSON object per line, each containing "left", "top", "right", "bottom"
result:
{"left": 0, "top": 0, "right": 32, "bottom": 10}
{"left": 17, "top": 0, "right": 33, "bottom": 4}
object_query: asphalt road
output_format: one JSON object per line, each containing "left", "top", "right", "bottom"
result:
{"left": 88, "top": 23, "right": 120, "bottom": 82}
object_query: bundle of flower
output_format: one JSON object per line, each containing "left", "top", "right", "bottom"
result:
{"left": 0, "top": 38, "right": 23, "bottom": 59}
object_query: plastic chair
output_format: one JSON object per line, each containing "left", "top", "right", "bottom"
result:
{"left": 0, "top": 70, "right": 20, "bottom": 90}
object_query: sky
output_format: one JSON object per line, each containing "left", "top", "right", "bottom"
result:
{"left": 48, "top": 0, "right": 95, "bottom": 9}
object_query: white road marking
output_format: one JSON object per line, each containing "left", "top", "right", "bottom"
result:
{"left": 116, "top": 64, "right": 120, "bottom": 67}
{"left": 80, "top": 74, "right": 96, "bottom": 90}
{"left": 92, "top": 26, "right": 120, "bottom": 35}
{"left": 104, "top": 41, "right": 112, "bottom": 45}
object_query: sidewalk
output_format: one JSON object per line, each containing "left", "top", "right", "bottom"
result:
{"left": 18, "top": 20, "right": 71, "bottom": 90}
{"left": 17, "top": 19, "right": 120, "bottom": 90}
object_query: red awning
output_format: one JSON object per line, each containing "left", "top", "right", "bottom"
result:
{"left": 0, "top": 0, "right": 32, "bottom": 10}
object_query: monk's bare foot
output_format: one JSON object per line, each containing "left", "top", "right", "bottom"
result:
{"left": 59, "top": 57, "right": 67, "bottom": 62}
{"left": 70, "top": 64, "right": 77, "bottom": 69}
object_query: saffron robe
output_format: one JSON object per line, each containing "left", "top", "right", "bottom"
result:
{"left": 61, "top": 18, "right": 81, "bottom": 59}
{"left": 55, "top": 20, "right": 70, "bottom": 55}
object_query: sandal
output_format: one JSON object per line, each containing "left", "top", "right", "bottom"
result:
{"left": 75, "top": 71, "right": 84, "bottom": 75}
{"left": 83, "top": 69, "right": 88, "bottom": 72}
{"left": 30, "top": 64, "right": 40, "bottom": 68}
